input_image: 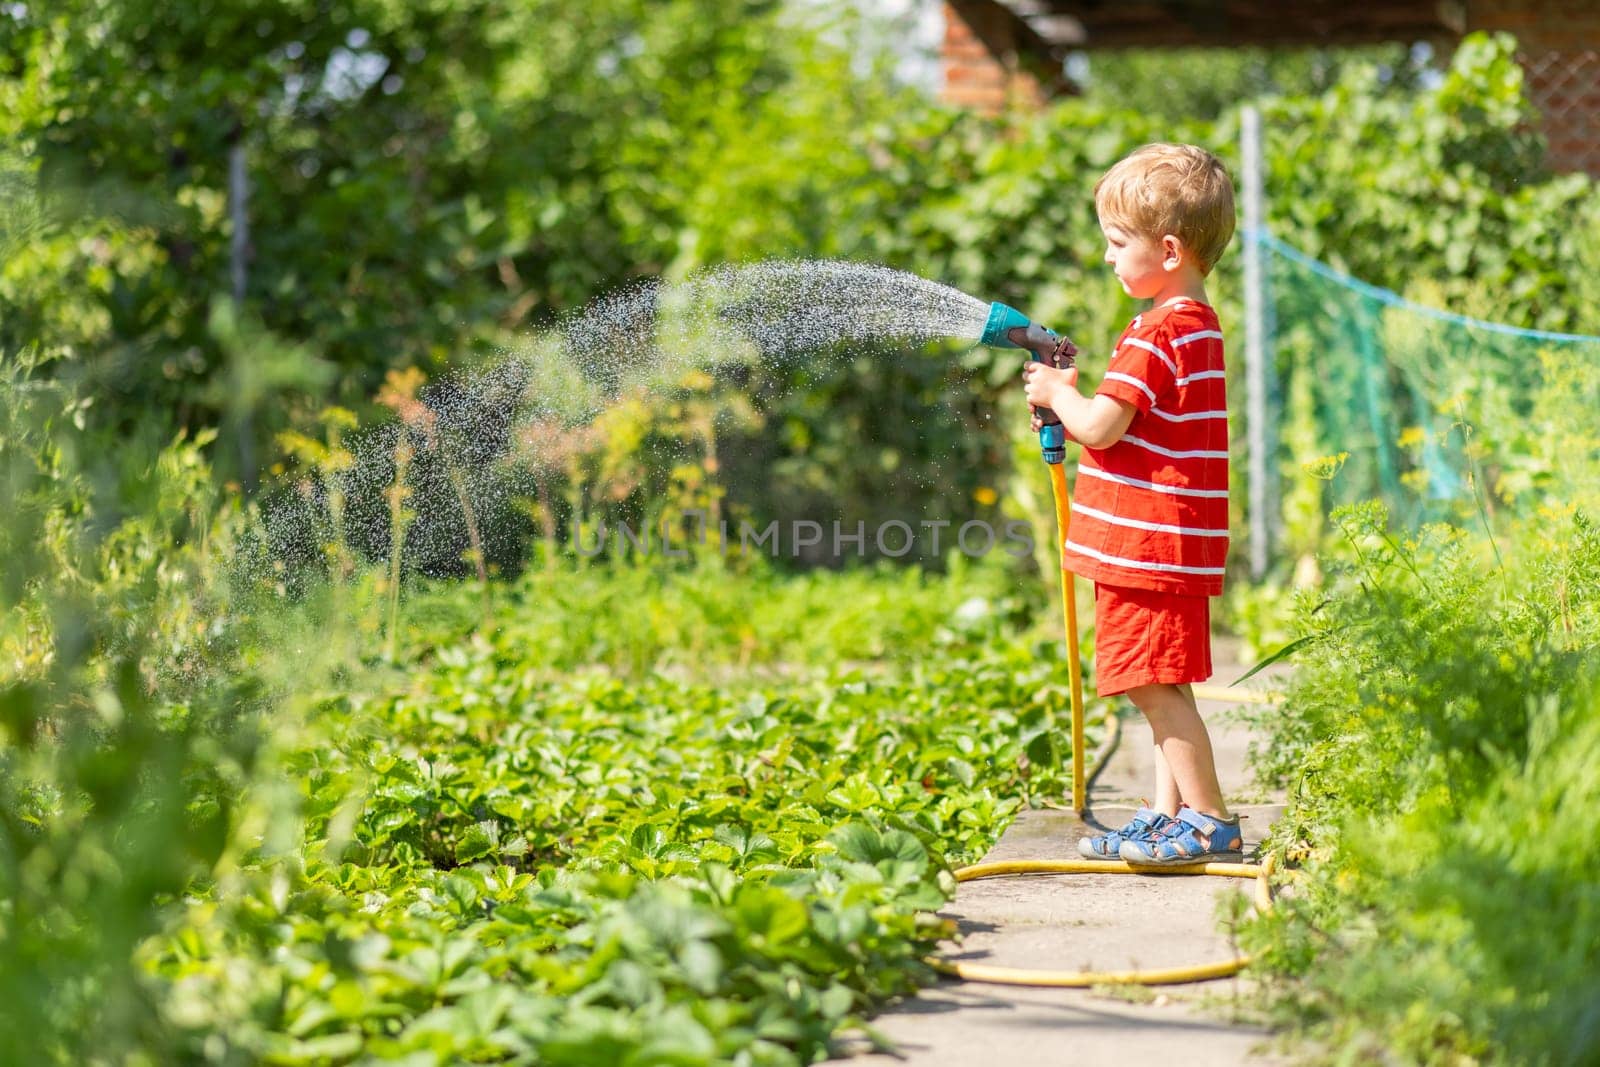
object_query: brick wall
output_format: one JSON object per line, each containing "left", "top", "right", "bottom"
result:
{"left": 1467, "top": 0, "right": 1600, "bottom": 175}
{"left": 941, "top": 2, "right": 1044, "bottom": 113}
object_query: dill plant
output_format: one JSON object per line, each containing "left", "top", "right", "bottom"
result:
{"left": 1239, "top": 441, "right": 1600, "bottom": 1063}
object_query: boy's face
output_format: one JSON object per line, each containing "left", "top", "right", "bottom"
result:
{"left": 1099, "top": 220, "right": 1171, "bottom": 300}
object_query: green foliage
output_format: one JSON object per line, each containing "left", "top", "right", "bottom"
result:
{"left": 1260, "top": 33, "right": 1600, "bottom": 332}
{"left": 11, "top": 8, "right": 1598, "bottom": 565}
{"left": 9, "top": 8, "right": 1600, "bottom": 1061}
{"left": 121, "top": 556, "right": 1099, "bottom": 1065}
{"left": 1, "top": 317, "right": 1100, "bottom": 1067}
{"left": 0, "top": 361, "right": 268, "bottom": 1061}
{"left": 1237, "top": 346, "right": 1600, "bottom": 1060}
{"left": 1078, "top": 43, "right": 1436, "bottom": 122}
{"left": 399, "top": 545, "right": 1047, "bottom": 676}
{"left": 1, "top": 1, "right": 928, "bottom": 477}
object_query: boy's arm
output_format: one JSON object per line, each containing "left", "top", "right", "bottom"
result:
{"left": 1022, "top": 363, "right": 1136, "bottom": 449}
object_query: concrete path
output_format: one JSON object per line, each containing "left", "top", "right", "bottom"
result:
{"left": 839, "top": 647, "right": 1288, "bottom": 1066}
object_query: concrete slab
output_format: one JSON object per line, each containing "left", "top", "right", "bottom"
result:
{"left": 833, "top": 658, "right": 1291, "bottom": 1065}
{"left": 843, "top": 983, "right": 1277, "bottom": 1066}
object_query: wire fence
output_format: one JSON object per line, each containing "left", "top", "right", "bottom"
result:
{"left": 1522, "top": 48, "right": 1600, "bottom": 175}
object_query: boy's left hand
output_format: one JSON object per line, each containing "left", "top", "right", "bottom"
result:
{"left": 1021, "top": 361, "right": 1079, "bottom": 415}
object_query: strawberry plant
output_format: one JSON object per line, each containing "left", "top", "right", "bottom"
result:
{"left": 129, "top": 556, "right": 1104, "bottom": 1065}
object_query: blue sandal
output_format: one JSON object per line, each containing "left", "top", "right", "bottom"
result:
{"left": 1077, "top": 806, "right": 1174, "bottom": 861}
{"left": 1119, "top": 807, "right": 1244, "bottom": 866}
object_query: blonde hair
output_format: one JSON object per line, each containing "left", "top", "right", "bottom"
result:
{"left": 1094, "top": 143, "right": 1236, "bottom": 274}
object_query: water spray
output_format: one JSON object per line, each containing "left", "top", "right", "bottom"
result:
{"left": 979, "top": 301, "right": 1087, "bottom": 811}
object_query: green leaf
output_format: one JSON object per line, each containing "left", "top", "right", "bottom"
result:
{"left": 828, "top": 823, "right": 927, "bottom": 867}
{"left": 455, "top": 824, "right": 496, "bottom": 864}
{"left": 734, "top": 886, "right": 809, "bottom": 947}
{"left": 1232, "top": 633, "right": 1324, "bottom": 685}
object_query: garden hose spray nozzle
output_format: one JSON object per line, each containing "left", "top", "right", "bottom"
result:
{"left": 981, "top": 302, "right": 1077, "bottom": 465}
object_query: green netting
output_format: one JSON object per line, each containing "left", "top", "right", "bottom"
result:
{"left": 1256, "top": 231, "right": 1600, "bottom": 540}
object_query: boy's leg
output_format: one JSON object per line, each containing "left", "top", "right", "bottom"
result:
{"left": 1151, "top": 739, "right": 1181, "bottom": 817}
{"left": 1127, "top": 682, "right": 1232, "bottom": 823}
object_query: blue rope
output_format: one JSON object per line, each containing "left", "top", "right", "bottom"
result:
{"left": 1243, "top": 228, "right": 1600, "bottom": 346}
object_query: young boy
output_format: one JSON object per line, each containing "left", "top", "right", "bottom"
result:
{"left": 1021, "top": 142, "right": 1242, "bottom": 864}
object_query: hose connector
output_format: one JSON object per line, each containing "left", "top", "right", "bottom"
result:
{"left": 1037, "top": 424, "right": 1067, "bottom": 465}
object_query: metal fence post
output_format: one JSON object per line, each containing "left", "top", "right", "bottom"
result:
{"left": 228, "top": 130, "right": 256, "bottom": 488}
{"left": 1241, "top": 105, "right": 1269, "bottom": 580}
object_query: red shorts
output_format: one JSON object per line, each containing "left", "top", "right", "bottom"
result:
{"left": 1092, "top": 583, "right": 1213, "bottom": 697}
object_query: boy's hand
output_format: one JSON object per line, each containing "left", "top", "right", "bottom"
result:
{"left": 1021, "top": 361, "right": 1079, "bottom": 422}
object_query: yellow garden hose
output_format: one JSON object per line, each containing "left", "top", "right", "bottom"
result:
{"left": 1048, "top": 461, "right": 1088, "bottom": 814}
{"left": 933, "top": 853, "right": 1277, "bottom": 987}
{"left": 1193, "top": 682, "right": 1280, "bottom": 705}
{"left": 927, "top": 458, "right": 1277, "bottom": 987}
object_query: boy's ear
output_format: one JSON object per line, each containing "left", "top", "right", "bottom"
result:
{"left": 1161, "top": 234, "right": 1186, "bottom": 270}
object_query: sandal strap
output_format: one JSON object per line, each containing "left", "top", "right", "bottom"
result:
{"left": 1175, "top": 807, "right": 1219, "bottom": 835}
{"left": 1118, "top": 806, "right": 1162, "bottom": 834}
{"left": 1145, "top": 808, "right": 1242, "bottom": 859}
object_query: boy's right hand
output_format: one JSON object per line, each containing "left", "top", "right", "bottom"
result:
{"left": 1022, "top": 361, "right": 1079, "bottom": 427}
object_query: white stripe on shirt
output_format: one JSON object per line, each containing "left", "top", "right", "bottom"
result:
{"left": 1072, "top": 502, "right": 1229, "bottom": 538}
{"left": 1120, "top": 434, "right": 1230, "bottom": 460}
{"left": 1176, "top": 369, "right": 1226, "bottom": 386}
{"left": 1063, "top": 538, "right": 1227, "bottom": 576}
{"left": 1119, "top": 337, "right": 1178, "bottom": 376}
{"left": 1172, "top": 329, "right": 1224, "bottom": 347}
{"left": 1149, "top": 406, "right": 1227, "bottom": 424}
{"left": 1102, "top": 371, "right": 1157, "bottom": 403}
{"left": 1078, "top": 465, "right": 1229, "bottom": 499}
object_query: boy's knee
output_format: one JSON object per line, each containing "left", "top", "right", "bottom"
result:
{"left": 1125, "top": 682, "right": 1193, "bottom": 719}
{"left": 1125, "top": 682, "right": 1180, "bottom": 707}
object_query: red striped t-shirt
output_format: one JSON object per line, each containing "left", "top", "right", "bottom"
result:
{"left": 1061, "top": 300, "right": 1229, "bottom": 597}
